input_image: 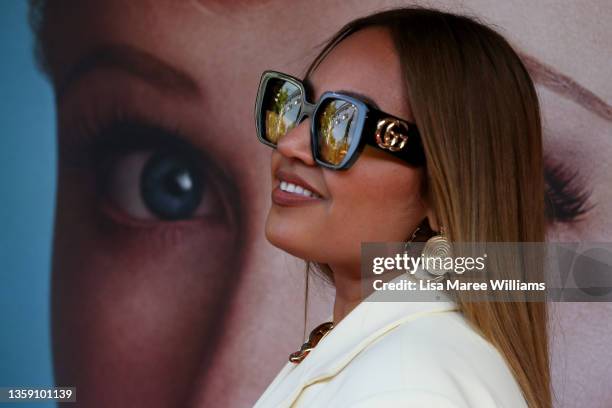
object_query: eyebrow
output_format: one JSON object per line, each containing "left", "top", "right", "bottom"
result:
{"left": 520, "top": 53, "right": 612, "bottom": 122}
{"left": 56, "top": 44, "right": 200, "bottom": 100}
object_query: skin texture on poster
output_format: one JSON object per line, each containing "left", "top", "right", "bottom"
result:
{"left": 30, "top": 0, "right": 611, "bottom": 407}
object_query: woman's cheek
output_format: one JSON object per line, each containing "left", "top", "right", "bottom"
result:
{"left": 51, "top": 171, "right": 241, "bottom": 407}
{"left": 325, "top": 163, "right": 424, "bottom": 242}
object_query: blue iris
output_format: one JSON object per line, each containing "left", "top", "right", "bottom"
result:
{"left": 140, "top": 152, "right": 204, "bottom": 220}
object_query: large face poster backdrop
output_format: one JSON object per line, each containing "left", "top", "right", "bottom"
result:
{"left": 1, "top": 0, "right": 610, "bottom": 407}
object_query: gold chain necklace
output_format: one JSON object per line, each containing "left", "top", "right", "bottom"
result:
{"left": 289, "top": 321, "right": 334, "bottom": 364}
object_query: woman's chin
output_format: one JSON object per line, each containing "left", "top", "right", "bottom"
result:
{"left": 265, "top": 221, "right": 316, "bottom": 260}
{"left": 265, "top": 230, "right": 304, "bottom": 258}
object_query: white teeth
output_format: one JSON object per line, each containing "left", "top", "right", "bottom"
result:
{"left": 279, "top": 181, "right": 320, "bottom": 198}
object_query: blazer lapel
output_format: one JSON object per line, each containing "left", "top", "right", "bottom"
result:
{"left": 258, "top": 274, "right": 459, "bottom": 407}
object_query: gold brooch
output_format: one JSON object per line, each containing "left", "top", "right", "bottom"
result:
{"left": 374, "top": 118, "right": 409, "bottom": 152}
{"left": 289, "top": 321, "right": 334, "bottom": 364}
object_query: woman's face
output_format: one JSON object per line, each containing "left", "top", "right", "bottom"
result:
{"left": 265, "top": 28, "right": 428, "bottom": 273}
{"left": 43, "top": 1, "right": 337, "bottom": 407}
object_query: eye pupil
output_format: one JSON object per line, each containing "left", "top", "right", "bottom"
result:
{"left": 167, "top": 171, "right": 193, "bottom": 194}
{"left": 140, "top": 153, "right": 204, "bottom": 220}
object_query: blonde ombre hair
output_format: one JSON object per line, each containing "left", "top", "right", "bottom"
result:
{"left": 305, "top": 7, "right": 551, "bottom": 408}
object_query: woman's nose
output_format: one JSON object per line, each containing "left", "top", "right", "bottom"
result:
{"left": 276, "top": 119, "right": 316, "bottom": 165}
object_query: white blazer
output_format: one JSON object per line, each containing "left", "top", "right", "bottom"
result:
{"left": 254, "top": 277, "right": 528, "bottom": 408}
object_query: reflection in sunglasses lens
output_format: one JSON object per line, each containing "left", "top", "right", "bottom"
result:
{"left": 263, "top": 79, "right": 302, "bottom": 144}
{"left": 316, "top": 99, "right": 357, "bottom": 166}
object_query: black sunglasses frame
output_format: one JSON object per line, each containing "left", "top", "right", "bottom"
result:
{"left": 255, "top": 70, "right": 425, "bottom": 170}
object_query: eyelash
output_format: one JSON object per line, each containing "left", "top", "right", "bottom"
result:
{"left": 544, "top": 157, "right": 593, "bottom": 223}
{"left": 60, "top": 110, "right": 227, "bottom": 226}
{"left": 61, "top": 107, "right": 186, "bottom": 162}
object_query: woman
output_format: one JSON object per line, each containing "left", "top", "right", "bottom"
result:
{"left": 254, "top": 8, "right": 550, "bottom": 408}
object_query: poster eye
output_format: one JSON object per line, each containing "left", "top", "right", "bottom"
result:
{"left": 102, "top": 149, "right": 218, "bottom": 222}
{"left": 544, "top": 160, "right": 593, "bottom": 224}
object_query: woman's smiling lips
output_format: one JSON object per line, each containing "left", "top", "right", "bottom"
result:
{"left": 272, "top": 170, "right": 324, "bottom": 206}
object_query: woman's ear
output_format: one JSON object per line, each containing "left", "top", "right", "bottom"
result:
{"left": 425, "top": 207, "right": 440, "bottom": 233}
{"left": 419, "top": 177, "right": 440, "bottom": 234}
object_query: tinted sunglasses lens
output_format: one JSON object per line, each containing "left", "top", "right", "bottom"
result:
{"left": 261, "top": 78, "right": 302, "bottom": 144}
{"left": 315, "top": 98, "right": 358, "bottom": 166}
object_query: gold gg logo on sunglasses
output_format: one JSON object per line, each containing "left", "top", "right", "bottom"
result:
{"left": 375, "top": 118, "right": 410, "bottom": 152}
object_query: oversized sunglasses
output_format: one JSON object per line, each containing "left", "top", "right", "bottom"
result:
{"left": 255, "top": 70, "right": 425, "bottom": 170}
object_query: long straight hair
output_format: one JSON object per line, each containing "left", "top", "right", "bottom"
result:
{"left": 305, "top": 7, "right": 550, "bottom": 408}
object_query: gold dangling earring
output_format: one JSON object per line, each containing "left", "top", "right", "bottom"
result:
{"left": 408, "top": 226, "right": 420, "bottom": 242}
{"left": 402, "top": 224, "right": 422, "bottom": 258}
{"left": 421, "top": 227, "right": 452, "bottom": 279}
{"left": 403, "top": 217, "right": 435, "bottom": 257}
